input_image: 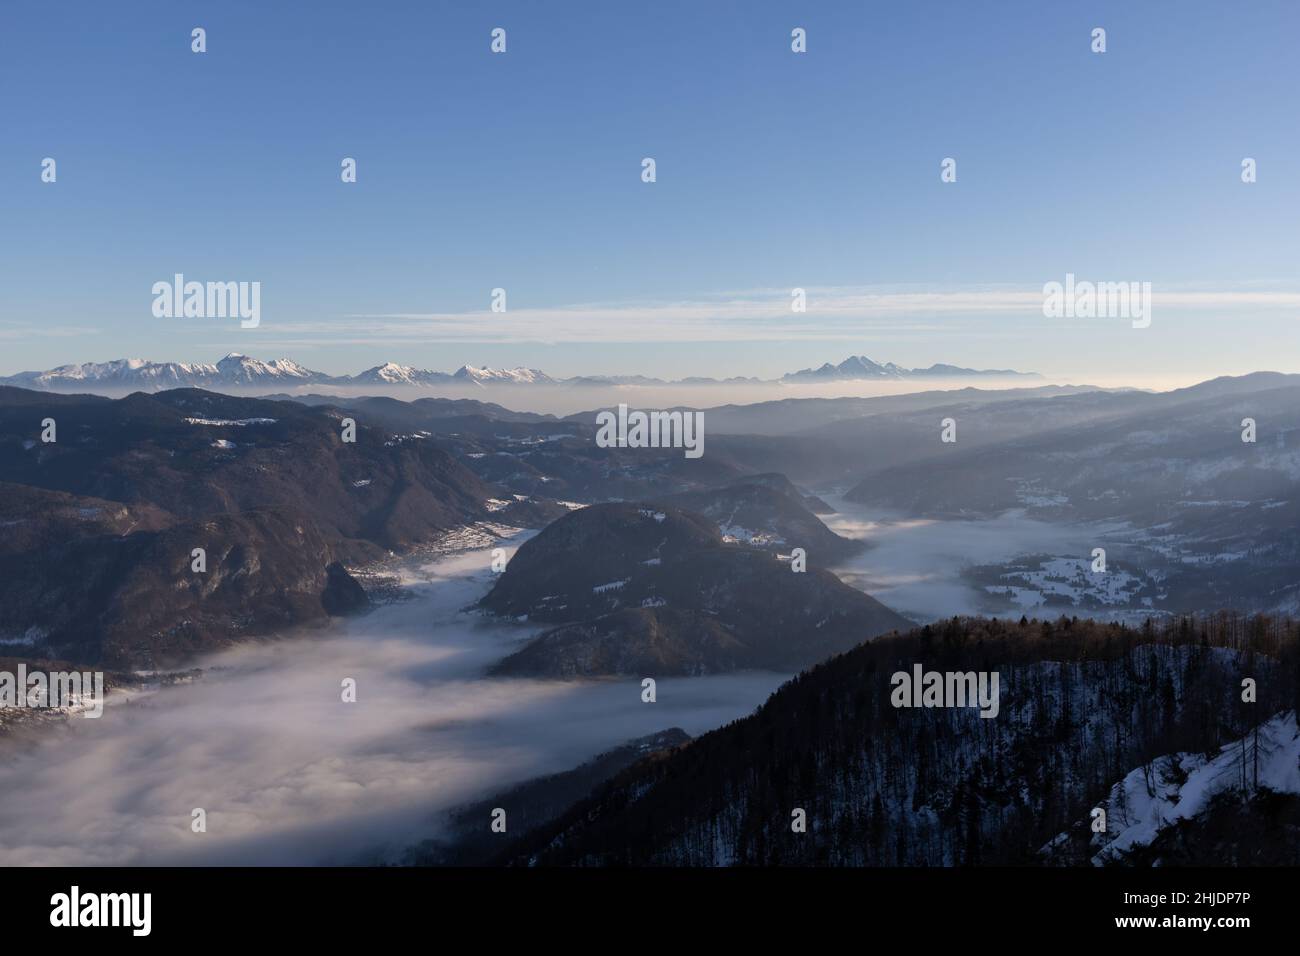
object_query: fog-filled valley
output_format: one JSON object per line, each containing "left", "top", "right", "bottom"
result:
{"left": 0, "top": 539, "right": 792, "bottom": 865}
{"left": 3, "top": 369, "right": 1298, "bottom": 867}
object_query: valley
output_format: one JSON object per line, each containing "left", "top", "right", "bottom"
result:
{"left": 2, "top": 368, "right": 1297, "bottom": 868}
{"left": 0, "top": 533, "right": 791, "bottom": 865}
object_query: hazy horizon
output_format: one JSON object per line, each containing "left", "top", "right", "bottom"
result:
{"left": 8, "top": 367, "right": 1289, "bottom": 418}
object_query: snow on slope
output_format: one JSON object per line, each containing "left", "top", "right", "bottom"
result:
{"left": 0, "top": 355, "right": 558, "bottom": 390}
{"left": 351, "top": 362, "right": 454, "bottom": 385}
{"left": 453, "top": 365, "right": 555, "bottom": 385}
{"left": 1057, "top": 710, "right": 1300, "bottom": 864}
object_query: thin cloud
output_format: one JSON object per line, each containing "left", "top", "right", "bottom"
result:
{"left": 246, "top": 285, "right": 1300, "bottom": 346}
{"left": 0, "top": 322, "right": 104, "bottom": 343}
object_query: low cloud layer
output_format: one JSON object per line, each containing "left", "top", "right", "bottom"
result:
{"left": 823, "top": 497, "right": 1097, "bottom": 621}
{"left": 0, "top": 543, "right": 785, "bottom": 866}
{"left": 0, "top": 511, "right": 1108, "bottom": 864}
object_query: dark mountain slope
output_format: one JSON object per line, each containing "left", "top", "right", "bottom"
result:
{"left": 0, "top": 482, "right": 175, "bottom": 555}
{"left": 843, "top": 381, "right": 1300, "bottom": 615}
{"left": 492, "top": 608, "right": 745, "bottom": 676}
{"left": 497, "top": 615, "right": 1300, "bottom": 865}
{"left": 404, "top": 729, "right": 692, "bottom": 866}
{"left": 482, "top": 503, "right": 909, "bottom": 676}
{"left": 480, "top": 503, "right": 716, "bottom": 621}
{"left": 700, "top": 388, "right": 1154, "bottom": 486}
{"left": 0, "top": 508, "right": 367, "bottom": 668}
{"left": 0, "top": 386, "right": 531, "bottom": 666}
{"left": 655, "top": 473, "right": 861, "bottom": 563}
{"left": 562, "top": 385, "right": 1106, "bottom": 436}
{"left": 845, "top": 381, "right": 1300, "bottom": 521}
{"left": 0, "top": 388, "right": 497, "bottom": 562}
{"left": 273, "top": 393, "right": 559, "bottom": 430}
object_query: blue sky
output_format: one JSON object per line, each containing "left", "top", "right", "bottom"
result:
{"left": 1, "top": 0, "right": 1297, "bottom": 382}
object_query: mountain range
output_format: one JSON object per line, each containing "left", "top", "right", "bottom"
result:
{"left": 780, "top": 355, "right": 1039, "bottom": 382}
{"left": 0, "top": 354, "right": 556, "bottom": 391}
{"left": 0, "top": 353, "right": 1039, "bottom": 392}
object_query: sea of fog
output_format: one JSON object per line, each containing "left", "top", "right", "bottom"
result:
{"left": 0, "top": 534, "right": 790, "bottom": 866}
{"left": 0, "top": 504, "right": 1097, "bottom": 865}
{"left": 822, "top": 496, "right": 1104, "bottom": 623}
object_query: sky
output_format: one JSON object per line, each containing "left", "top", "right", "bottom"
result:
{"left": 1, "top": 0, "right": 1297, "bottom": 383}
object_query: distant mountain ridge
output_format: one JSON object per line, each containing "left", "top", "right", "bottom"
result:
{"left": 781, "top": 355, "right": 1040, "bottom": 382}
{"left": 0, "top": 353, "right": 1039, "bottom": 391}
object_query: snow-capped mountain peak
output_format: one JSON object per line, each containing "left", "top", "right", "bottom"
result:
{"left": 215, "top": 353, "right": 316, "bottom": 381}
{"left": 0, "top": 353, "right": 1038, "bottom": 392}
{"left": 367, "top": 362, "right": 421, "bottom": 384}
{"left": 453, "top": 365, "right": 555, "bottom": 385}
{"left": 782, "top": 355, "right": 1038, "bottom": 382}
{"left": 352, "top": 362, "right": 454, "bottom": 386}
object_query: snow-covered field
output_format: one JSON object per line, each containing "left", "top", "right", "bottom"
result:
{"left": 986, "top": 558, "right": 1150, "bottom": 608}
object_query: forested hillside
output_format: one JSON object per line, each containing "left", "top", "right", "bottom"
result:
{"left": 499, "top": 615, "right": 1300, "bottom": 865}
